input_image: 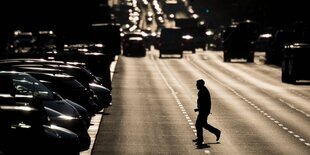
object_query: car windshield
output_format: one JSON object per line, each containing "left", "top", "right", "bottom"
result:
{"left": 11, "top": 73, "right": 54, "bottom": 100}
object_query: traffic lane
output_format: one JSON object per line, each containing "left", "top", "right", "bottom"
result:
{"left": 92, "top": 56, "right": 207, "bottom": 155}
{"left": 207, "top": 51, "right": 310, "bottom": 114}
{"left": 150, "top": 51, "right": 309, "bottom": 154}
{"left": 193, "top": 51, "right": 310, "bottom": 154}
{"left": 201, "top": 51, "right": 310, "bottom": 142}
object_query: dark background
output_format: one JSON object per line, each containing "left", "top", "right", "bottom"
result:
{"left": 190, "top": 0, "right": 309, "bottom": 29}
{"left": 2, "top": 0, "right": 309, "bottom": 30}
{"left": 1, "top": 0, "right": 110, "bottom": 31}
{"left": 1, "top": 0, "right": 309, "bottom": 38}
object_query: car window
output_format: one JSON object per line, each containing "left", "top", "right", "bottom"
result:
{"left": 12, "top": 73, "right": 54, "bottom": 100}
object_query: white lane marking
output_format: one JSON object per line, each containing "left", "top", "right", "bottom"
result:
{"left": 204, "top": 150, "right": 211, "bottom": 154}
{"left": 188, "top": 57, "right": 310, "bottom": 147}
{"left": 279, "top": 98, "right": 310, "bottom": 118}
{"left": 151, "top": 56, "right": 210, "bottom": 153}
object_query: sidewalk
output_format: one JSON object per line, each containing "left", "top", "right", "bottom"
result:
{"left": 80, "top": 56, "right": 119, "bottom": 155}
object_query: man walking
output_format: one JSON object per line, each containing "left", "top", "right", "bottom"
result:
{"left": 193, "top": 79, "right": 221, "bottom": 147}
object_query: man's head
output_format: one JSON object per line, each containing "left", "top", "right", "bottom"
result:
{"left": 196, "top": 79, "right": 205, "bottom": 90}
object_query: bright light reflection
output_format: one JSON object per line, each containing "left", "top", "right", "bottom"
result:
{"left": 0, "top": 105, "right": 34, "bottom": 111}
{"left": 59, "top": 115, "right": 75, "bottom": 120}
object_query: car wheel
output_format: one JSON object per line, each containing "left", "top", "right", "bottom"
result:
{"left": 192, "top": 49, "right": 196, "bottom": 53}
{"left": 287, "top": 57, "right": 296, "bottom": 83}
{"left": 247, "top": 54, "right": 254, "bottom": 62}
{"left": 282, "top": 58, "right": 295, "bottom": 83}
{"left": 223, "top": 52, "right": 230, "bottom": 62}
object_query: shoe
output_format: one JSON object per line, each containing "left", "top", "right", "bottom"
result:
{"left": 216, "top": 130, "right": 221, "bottom": 141}
{"left": 192, "top": 138, "right": 203, "bottom": 143}
{"left": 196, "top": 143, "right": 210, "bottom": 149}
{"left": 196, "top": 141, "right": 203, "bottom": 145}
{"left": 196, "top": 141, "right": 204, "bottom": 148}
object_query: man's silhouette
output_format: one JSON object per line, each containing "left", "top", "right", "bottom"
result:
{"left": 193, "top": 79, "right": 221, "bottom": 147}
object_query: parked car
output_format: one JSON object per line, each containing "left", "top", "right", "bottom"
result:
{"left": 45, "top": 107, "right": 90, "bottom": 151}
{"left": 0, "top": 71, "right": 80, "bottom": 155}
{"left": 0, "top": 70, "right": 91, "bottom": 151}
{"left": 5, "top": 62, "right": 112, "bottom": 113}
{"left": 5, "top": 67, "right": 98, "bottom": 116}
{"left": 60, "top": 95, "right": 91, "bottom": 128}
{"left": 43, "top": 63, "right": 112, "bottom": 111}
{"left": 12, "top": 68, "right": 90, "bottom": 124}
{"left": 4, "top": 42, "right": 114, "bottom": 92}
{"left": 59, "top": 44, "right": 113, "bottom": 91}
{"left": 0, "top": 60, "right": 92, "bottom": 128}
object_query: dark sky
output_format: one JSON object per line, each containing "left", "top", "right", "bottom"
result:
{"left": 191, "top": 0, "right": 309, "bottom": 28}
{"left": 1, "top": 0, "right": 109, "bottom": 31}
{"left": 1, "top": 0, "right": 309, "bottom": 31}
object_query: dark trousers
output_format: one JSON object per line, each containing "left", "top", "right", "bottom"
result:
{"left": 195, "top": 114, "right": 220, "bottom": 142}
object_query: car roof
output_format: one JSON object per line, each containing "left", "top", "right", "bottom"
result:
{"left": 0, "top": 58, "right": 86, "bottom": 67}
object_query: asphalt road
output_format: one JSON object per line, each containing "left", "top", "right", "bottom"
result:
{"left": 85, "top": 49, "right": 310, "bottom": 155}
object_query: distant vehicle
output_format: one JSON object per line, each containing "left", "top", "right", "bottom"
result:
{"left": 265, "top": 30, "right": 294, "bottom": 66}
{"left": 52, "top": 23, "right": 120, "bottom": 92}
{"left": 282, "top": 43, "right": 310, "bottom": 83}
{"left": 206, "top": 29, "right": 224, "bottom": 51}
{"left": 165, "top": 0, "right": 178, "bottom": 4}
{"left": 254, "top": 33, "right": 272, "bottom": 52}
{"left": 123, "top": 36, "right": 146, "bottom": 57}
{"left": 59, "top": 23, "right": 121, "bottom": 57}
{"left": 12, "top": 30, "right": 35, "bottom": 53}
{"left": 182, "top": 34, "right": 196, "bottom": 53}
{"left": 158, "top": 27, "right": 183, "bottom": 58}
{"left": 223, "top": 20, "right": 260, "bottom": 62}
{"left": 146, "top": 11, "right": 154, "bottom": 24}
{"left": 140, "top": 29, "right": 156, "bottom": 50}
{"left": 32, "top": 30, "right": 57, "bottom": 52}
{"left": 90, "top": 23, "right": 122, "bottom": 56}
{"left": 280, "top": 21, "right": 310, "bottom": 83}
{"left": 266, "top": 21, "right": 310, "bottom": 67}
{"left": 163, "top": 0, "right": 179, "bottom": 20}
{"left": 175, "top": 18, "right": 207, "bottom": 51}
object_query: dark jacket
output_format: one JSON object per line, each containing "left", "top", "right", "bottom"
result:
{"left": 197, "top": 86, "right": 211, "bottom": 115}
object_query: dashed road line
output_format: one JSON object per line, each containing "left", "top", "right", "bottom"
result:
{"left": 278, "top": 98, "right": 310, "bottom": 118}
{"left": 151, "top": 57, "right": 210, "bottom": 153}
{"left": 188, "top": 58, "right": 310, "bottom": 148}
